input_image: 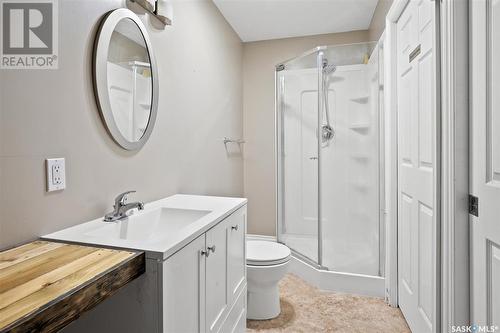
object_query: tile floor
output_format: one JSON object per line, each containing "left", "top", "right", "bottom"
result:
{"left": 247, "top": 274, "right": 410, "bottom": 333}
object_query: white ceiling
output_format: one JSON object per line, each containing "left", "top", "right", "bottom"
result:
{"left": 213, "top": 0, "right": 379, "bottom": 42}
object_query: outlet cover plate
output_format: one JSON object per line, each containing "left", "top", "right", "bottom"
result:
{"left": 46, "top": 158, "right": 66, "bottom": 192}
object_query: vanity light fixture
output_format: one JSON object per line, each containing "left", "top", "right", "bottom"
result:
{"left": 130, "top": 0, "right": 172, "bottom": 27}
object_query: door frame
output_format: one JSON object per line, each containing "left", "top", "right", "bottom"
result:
{"left": 439, "top": 0, "right": 470, "bottom": 330}
{"left": 384, "top": 0, "right": 407, "bottom": 308}
{"left": 385, "top": 0, "right": 470, "bottom": 330}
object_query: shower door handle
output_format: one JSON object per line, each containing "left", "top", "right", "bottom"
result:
{"left": 309, "top": 157, "right": 318, "bottom": 160}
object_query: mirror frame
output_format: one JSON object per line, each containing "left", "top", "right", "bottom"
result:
{"left": 93, "top": 8, "right": 159, "bottom": 151}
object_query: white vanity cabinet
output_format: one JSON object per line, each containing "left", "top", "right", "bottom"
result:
{"left": 162, "top": 205, "right": 247, "bottom": 333}
{"left": 49, "top": 195, "right": 247, "bottom": 333}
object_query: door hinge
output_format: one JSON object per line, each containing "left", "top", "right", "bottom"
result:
{"left": 469, "top": 194, "right": 479, "bottom": 217}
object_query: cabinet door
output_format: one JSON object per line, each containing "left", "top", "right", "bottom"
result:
{"left": 226, "top": 207, "right": 246, "bottom": 305}
{"left": 163, "top": 234, "right": 206, "bottom": 333}
{"left": 205, "top": 220, "right": 228, "bottom": 333}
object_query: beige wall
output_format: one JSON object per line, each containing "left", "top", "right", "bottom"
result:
{"left": 0, "top": 0, "right": 244, "bottom": 249}
{"left": 242, "top": 30, "right": 371, "bottom": 236}
{"left": 368, "top": 0, "right": 394, "bottom": 41}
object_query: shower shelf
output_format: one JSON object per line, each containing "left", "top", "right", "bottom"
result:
{"left": 349, "top": 123, "right": 370, "bottom": 131}
{"left": 349, "top": 211, "right": 372, "bottom": 221}
{"left": 350, "top": 96, "right": 369, "bottom": 104}
{"left": 351, "top": 181, "right": 370, "bottom": 190}
{"left": 350, "top": 154, "right": 370, "bottom": 161}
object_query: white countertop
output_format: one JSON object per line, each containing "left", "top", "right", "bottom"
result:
{"left": 42, "top": 194, "right": 247, "bottom": 260}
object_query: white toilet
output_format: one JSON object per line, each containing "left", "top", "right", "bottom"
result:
{"left": 246, "top": 240, "right": 291, "bottom": 320}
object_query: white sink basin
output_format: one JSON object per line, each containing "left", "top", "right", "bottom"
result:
{"left": 42, "top": 194, "right": 247, "bottom": 260}
{"left": 84, "top": 207, "right": 211, "bottom": 241}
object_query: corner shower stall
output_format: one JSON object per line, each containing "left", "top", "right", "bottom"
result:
{"left": 276, "top": 42, "right": 384, "bottom": 294}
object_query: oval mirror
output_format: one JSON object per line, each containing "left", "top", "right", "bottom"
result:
{"left": 93, "top": 8, "right": 158, "bottom": 150}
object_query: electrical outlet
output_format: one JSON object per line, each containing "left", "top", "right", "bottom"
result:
{"left": 46, "top": 158, "right": 66, "bottom": 192}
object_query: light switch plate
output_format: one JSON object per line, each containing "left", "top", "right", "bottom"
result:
{"left": 46, "top": 158, "right": 66, "bottom": 192}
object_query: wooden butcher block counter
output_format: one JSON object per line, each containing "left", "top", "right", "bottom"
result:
{"left": 0, "top": 240, "right": 145, "bottom": 333}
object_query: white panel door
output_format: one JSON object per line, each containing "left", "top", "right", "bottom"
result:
{"left": 396, "top": 1, "right": 436, "bottom": 332}
{"left": 471, "top": 0, "right": 500, "bottom": 326}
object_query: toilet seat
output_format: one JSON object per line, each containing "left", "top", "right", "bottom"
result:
{"left": 247, "top": 240, "right": 291, "bottom": 266}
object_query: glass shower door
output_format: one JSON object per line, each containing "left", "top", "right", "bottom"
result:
{"left": 277, "top": 42, "right": 383, "bottom": 277}
{"left": 276, "top": 50, "right": 321, "bottom": 264}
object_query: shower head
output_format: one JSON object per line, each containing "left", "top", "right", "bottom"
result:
{"left": 322, "top": 58, "right": 336, "bottom": 74}
{"left": 322, "top": 63, "right": 336, "bottom": 75}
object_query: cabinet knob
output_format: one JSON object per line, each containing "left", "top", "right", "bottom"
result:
{"left": 208, "top": 245, "right": 216, "bottom": 253}
{"left": 231, "top": 225, "right": 239, "bottom": 231}
{"left": 201, "top": 249, "right": 209, "bottom": 257}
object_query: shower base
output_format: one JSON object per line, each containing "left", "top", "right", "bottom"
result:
{"left": 281, "top": 234, "right": 381, "bottom": 276}
{"left": 289, "top": 255, "right": 385, "bottom": 298}
{"left": 248, "top": 234, "right": 385, "bottom": 298}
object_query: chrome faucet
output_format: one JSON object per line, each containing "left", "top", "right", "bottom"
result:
{"left": 104, "top": 191, "right": 145, "bottom": 222}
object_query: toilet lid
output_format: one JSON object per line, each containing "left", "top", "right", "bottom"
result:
{"left": 247, "top": 240, "right": 291, "bottom": 266}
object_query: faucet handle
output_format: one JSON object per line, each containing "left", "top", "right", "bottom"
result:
{"left": 114, "top": 191, "right": 136, "bottom": 206}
